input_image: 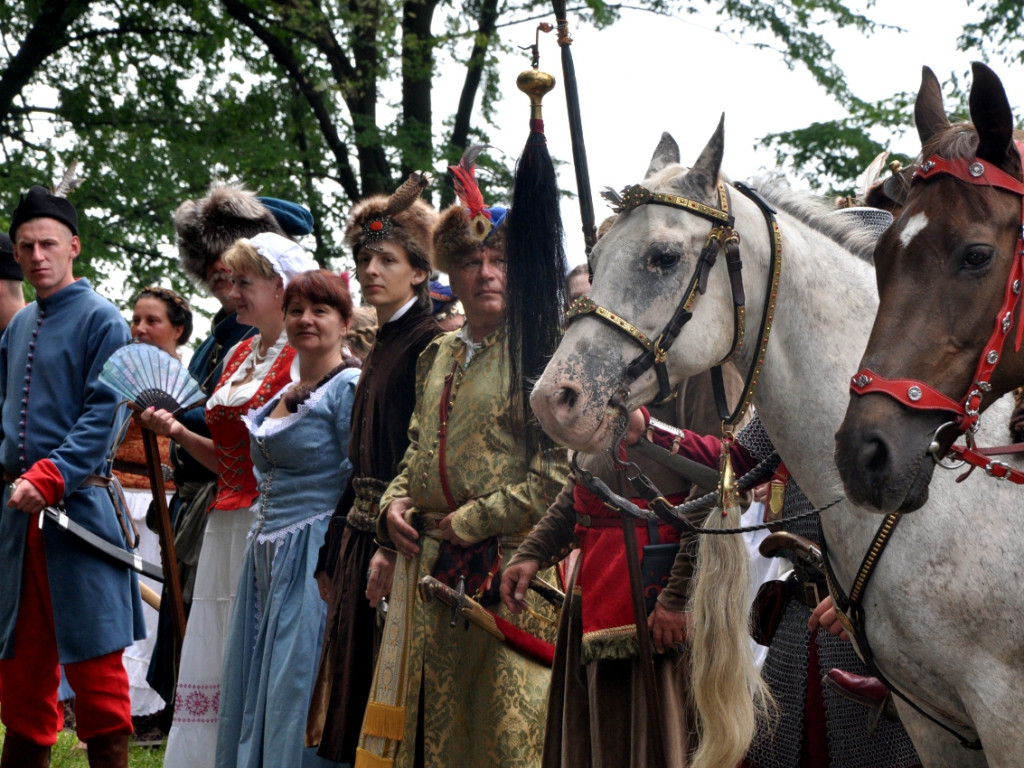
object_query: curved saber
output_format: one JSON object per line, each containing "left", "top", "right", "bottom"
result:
{"left": 419, "top": 576, "right": 555, "bottom": 667}
{"left": 40, "top": 505, "right": 164, "bottom": 582}
{"left": 552, "top": 0, "right": 597, "bottom": 254}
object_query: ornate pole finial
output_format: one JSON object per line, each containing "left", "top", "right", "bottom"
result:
{"left": 516, "top": 68, "right": 556, "bottom": 122}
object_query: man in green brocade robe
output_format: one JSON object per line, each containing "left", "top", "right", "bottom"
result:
{"left": 354, "top": 191, "right": 569, "bottom": 768}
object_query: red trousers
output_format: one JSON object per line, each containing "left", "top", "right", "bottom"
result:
{"left": 0, "top": 516, "right": 131, "bottom": 746}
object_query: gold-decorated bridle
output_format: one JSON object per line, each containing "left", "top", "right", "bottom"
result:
{"left": 565, "top": 179, "right": 782, "bottom": 428}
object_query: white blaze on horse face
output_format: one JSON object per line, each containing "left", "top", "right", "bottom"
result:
{"left": 899, "top": 212, "right": 929, "bottom": 248}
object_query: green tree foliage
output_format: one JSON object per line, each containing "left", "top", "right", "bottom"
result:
{"left": 2, "top": 0, "right": 1003, "bottom": 305}
{"left": 763, "top": 0, "right": 1022, "bottom": 197}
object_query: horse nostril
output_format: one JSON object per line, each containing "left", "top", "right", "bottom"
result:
{"left": 858, "top": 436, "right": 891, "bottom": 482}
{"left": 554, "top": 386, "right": 578, "bottom": 411}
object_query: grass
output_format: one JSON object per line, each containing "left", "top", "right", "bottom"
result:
{"left": 0, "top": 718, "right": 166, "bottom": 767}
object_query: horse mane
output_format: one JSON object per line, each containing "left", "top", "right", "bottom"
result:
{"left": 916, "top": 122, "right": 1024, "bottom": 221}
{"left": 922, "top": 121, "right": 980, "bottom": 160}
{"left": 923, "top": 121, "right": 1024, "bottom": 166}
{"left": 643, "top": 164, "right": 881, "bottom": 263}
{"left": 747, "top": 173, "right": 879, "bottom": 262}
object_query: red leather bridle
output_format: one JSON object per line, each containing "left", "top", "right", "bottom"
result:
{"left": 850, "top": 141, "right": 1024, "bottom": 479}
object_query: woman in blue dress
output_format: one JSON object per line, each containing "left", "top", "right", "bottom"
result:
{"left": 216, "top": 269, "right": 361, "bottom": 768}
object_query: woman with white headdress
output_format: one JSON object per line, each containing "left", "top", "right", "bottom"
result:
{"left": 217, "top": 269, "right": 361, "bottom": 768}
{"left": 141, "top": 232, "right": 318, "bottom": 767}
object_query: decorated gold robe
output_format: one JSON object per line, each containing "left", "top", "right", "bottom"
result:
{"left": 356, "top": 326, "right": 568, "bottom": 768}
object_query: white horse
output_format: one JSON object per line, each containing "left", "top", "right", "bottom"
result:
{"left": 530, "top": 122, "right": 1024, "bottom": 768}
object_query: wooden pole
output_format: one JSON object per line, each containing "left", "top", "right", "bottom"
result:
{"left": 137, "top": 416, "right": 187, "bottom": 657}
{"left": 620, "top": 515, "right": 668, "bottom": 768}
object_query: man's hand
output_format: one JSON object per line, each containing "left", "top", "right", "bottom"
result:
{"left": 809, "top": 595, "right": 849, "bottom": 641}
{"left": 648, "top": 602, "right": 692, "bottom": 653}
{"left": 437, "top": 512, "right": 471, "bottom": 547}
{"left": 752, "top": 482, "right": 770, "bottom": 506}
{"left": 316, "top": 570, "right": 333, "bottom": 605}
{"left": 385, "top": 497, "right": 420, "bottom": 559}
{"left": 366, "top": 548, "right": 397, "bottom": 608}
{"left": 500, "top": 560, "right": 540, "bottom": 614}
{"left": 7, "top": 479, "right": 45, "bottom": 515}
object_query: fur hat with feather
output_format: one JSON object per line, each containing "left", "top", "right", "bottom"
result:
{"left": 433, "top": 146, "right": 508, "bottom": 275}
{"left": 343, "top": 172, "right": 438, "bottom": 275}
{"left": 175, "top": 181, "right": 286, "bottom": 288}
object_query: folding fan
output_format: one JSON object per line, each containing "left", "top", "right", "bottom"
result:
{"left": 99, "top": 341, "right": 205, "bottom": 415}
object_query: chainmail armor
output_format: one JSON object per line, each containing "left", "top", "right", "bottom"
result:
{"left": 740, "top": 416, "right": 921, "bottom": 768}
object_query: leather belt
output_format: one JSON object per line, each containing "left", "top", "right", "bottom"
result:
{"left": 787, "top": 573, "right": 824, "bottom": 611}
{"left": 5, "top": 470, "right": 136, "bottom": 548}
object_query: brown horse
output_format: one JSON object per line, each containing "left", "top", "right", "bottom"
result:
{"left": 836, "top": 62, "right": 1024, "bottom": 513}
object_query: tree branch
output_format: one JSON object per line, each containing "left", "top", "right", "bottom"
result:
{"left": 220, "top": 0, "right": 362, "bottom": 200}
{"left": 68, "top": 25, "right": 207, "bottom": 42}
{"left": 0, "top": 0, "right": 94, "bottom": 136}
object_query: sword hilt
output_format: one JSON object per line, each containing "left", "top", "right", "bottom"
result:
{"left": 450, "top": 575, "right": 467, "bottom": 627}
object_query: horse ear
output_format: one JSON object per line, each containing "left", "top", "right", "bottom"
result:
{"left": 685, "top": 114, "right": 725, "bottom": 199}
{"left": 644, "top": 133, "right": 681, "bottom": 179}
{"left": 915, "top": 66, "right": 950, "bottom": 147}
{"left": 969, "top": 62, "right": 1016, "bottom": 171}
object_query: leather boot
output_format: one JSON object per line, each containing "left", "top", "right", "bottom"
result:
{"left": 85, "top": 732, "right": 129, "bottom": 768}
{"left": 0, "top": 731, "right": 51, "bottom": 767}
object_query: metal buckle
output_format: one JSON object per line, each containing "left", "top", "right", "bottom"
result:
{"left": 985, "top": 460, "right": 1010, "bottom": 480}
{"left": 653, "top": 335, "right": 669, "bottom": 364}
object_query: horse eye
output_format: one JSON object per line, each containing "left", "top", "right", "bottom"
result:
{"left": 647, "top": 244, "right": 681, "bottom": 270}
{"left": 960, "top": 246, "right": 993, "bottom": 270}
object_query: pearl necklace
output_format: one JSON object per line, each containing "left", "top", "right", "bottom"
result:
{"left": 243, "top": 336, "right": 271, "bottom": 377}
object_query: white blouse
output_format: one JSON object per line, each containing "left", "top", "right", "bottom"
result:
{"left": 206, "top": 331, "right": 289, "bottom": 410}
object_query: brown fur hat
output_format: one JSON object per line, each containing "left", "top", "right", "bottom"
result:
{"left": 174, "top": 181, "right": 285, "bottom": 288}
{"left": 432, "top": 204, "right": 508, "bottom": 275}
{"left": 343, "top": 173, "right": 437, "bottom": 274}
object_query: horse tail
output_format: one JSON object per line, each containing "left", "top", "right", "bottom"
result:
{"left": 688, "top": 501, "right": 774, "bottom": 768}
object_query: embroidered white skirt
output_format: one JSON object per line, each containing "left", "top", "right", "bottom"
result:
{"left": 163, "top": 506, "right": 253, "bottom": 768}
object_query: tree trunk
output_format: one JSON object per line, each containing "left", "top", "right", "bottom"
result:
{"left": 444, "top": 0, "right": 499, "bottom": 206}
{"left": 0, "top": 0, "right": 94, "bottom": 136}
{"left": 399, "top": 0, "right": 439, "bottom": 184}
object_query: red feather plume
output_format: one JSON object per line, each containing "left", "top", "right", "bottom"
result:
{"left": 449, "top": 144, "right": 489, "bottom": 219}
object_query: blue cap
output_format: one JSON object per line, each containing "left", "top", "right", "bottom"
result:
{"left": 429, "top": 280, "right": 454, "bottom": 315}
{"left": 258, "top": 197, "right": 314, "bottom": 237}
{"left": 484, "top": 206, "right": 508, "bottom": 243}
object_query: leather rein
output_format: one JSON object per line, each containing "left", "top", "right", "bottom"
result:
{"left": 849, "top": 140, "right": 1024, "bottom": 483}
{"left": 834, "top": 144, "right": 1024, "bottom": 749}
{"left": 566, "top": 179, "right": 782, "bottom": 428}
{"left": 565, "top": 173, "right": 986, "bottom": 748}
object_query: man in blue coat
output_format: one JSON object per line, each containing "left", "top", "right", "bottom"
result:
{"left": 0, "top": 186, "right": 139, "bottom": 768}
